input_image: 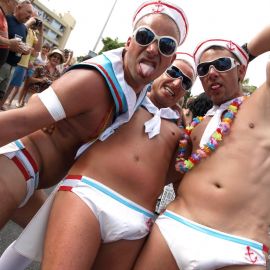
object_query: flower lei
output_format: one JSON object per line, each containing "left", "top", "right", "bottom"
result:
{"left": 176, "top": 97, "right": 246, "bottom": 173}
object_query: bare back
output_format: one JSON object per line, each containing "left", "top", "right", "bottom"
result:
{"left": 170, "top": 85, "right": 270, "bottom": 246}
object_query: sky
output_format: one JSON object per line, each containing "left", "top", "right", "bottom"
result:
{"left": 40, "top": 0, "right": 270, "bottom": 95}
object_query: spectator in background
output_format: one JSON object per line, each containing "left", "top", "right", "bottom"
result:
{"left": 0, "top": 0, "right": 23, "bottom": 67}
{"left": 3, "top": 14, "right": 44, "bottom": 109}
{"left": 57, "top": 48, "right": 73, "bottom": 74}
{"left": 15, "top": 42, "right": 50, "bottom": 107}
{"left": 0, "top": 0, "right": 33, "bottom": 108}
{"left": 33, "top": 42, "right": 50, "bottom": 66}
{"left": 182, "top": 92, "right": 213, "bottom": 126}
{"left": 21, "top": 48, "right": 63, "bottom": 100}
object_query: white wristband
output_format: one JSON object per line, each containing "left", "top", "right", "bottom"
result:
{"left": 37, "top": 86, "right": 66, "bottom": 121}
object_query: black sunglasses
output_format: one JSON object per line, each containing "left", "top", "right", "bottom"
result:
{"left": 197, "top": 57, "right": 239, "bottom": 77}
{"left": 133, "top": 26, "right": 177, "bottom": 57}
{"left": 166, "top": 65, "right": 193, "bottom": 91}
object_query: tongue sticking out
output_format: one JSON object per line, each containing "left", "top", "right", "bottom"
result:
{"left": 140, "top": 63, "right": 155, "bottom": 77}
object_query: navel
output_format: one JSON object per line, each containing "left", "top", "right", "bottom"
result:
{"left": 134, "top": 155, "right": 140, "bottom": 162}
{"left": 214, "top": 182, "right": 222, "bottom": 189}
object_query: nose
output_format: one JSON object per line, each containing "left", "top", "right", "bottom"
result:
{"left": 207, "top": 65, "right": 219, "bottom": 78}
{"left": 172, "top": 77, "right": 182, "bottom": 86}
{"left": 146, "top": 40, "right": 159, "bottom": 57}
{"left": 172, "top": 78, "right": 185, "bottom": 93}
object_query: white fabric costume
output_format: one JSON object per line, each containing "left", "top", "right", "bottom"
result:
{"left": 142, "top": 96, "right": 179, "bottom": 138}
{"left": 0, "top": 140, "right": 39, "bottom": 207}
{"left": 156, "top": 210, "right": 268, "bottom": 269}
{"left": 59, "top": 175, "right": 154, "bottom": 242}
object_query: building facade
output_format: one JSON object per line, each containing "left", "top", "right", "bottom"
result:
{"left": 32, "top": 0, "right": 76, "bottom": 49}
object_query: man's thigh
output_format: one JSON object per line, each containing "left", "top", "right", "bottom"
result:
{"left": 133, "top": 223, "right": 178, "bottom": 270}
{"left": 0, "top": 155, "right": 27, "bottom": 229}
{"left": 93, "top": 238, "right": 147, "bottom": 270}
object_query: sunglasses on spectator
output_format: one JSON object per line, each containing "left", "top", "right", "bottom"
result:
{"left": 133, "top": 26, "right": 177, "bottom": 57}
{"left": 166, "top": 65, "right": 193, "bottom": 91}
{"left": 197, "top": 57, "right": 239, "bottom": 77}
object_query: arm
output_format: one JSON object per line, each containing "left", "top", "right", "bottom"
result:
{"left": 33, "top": 25, "right": 43, "bottom": 52}
{"left": 0, "top": 68, "right": 112, "bottom": 146}
{"left": 245, "top": 25, "right": 270, "bottom": 60}
{"left": 63, "top": 51, "right": 73, "bottom": 68}
{"left": 33, "top": 30, "right": 43, "bottom": 52}
{"left": 0, "top": 36, "right": 22, "bottom": 53}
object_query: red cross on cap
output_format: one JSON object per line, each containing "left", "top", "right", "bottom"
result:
{"left": 226, "top": 40, "right": 236, "bottom": 51}
{"left": 152, "top": 2, "right": 165, "bottom": 13}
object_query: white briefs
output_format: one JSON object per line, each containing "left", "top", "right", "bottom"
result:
{"left": 156, "top": 210, "right": 268, "bottom": 269}
{"left": 59, "top": 175, "right": 155, "bottom": 243}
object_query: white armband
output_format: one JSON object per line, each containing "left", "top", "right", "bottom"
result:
{"left": 37, "top": 86, "right": 66, "bottom": 121}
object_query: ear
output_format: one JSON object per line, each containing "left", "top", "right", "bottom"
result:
{"left": 125, "top": 37, "right": 132, "bottom": 49}
{"left": 238, "top": 64, "right": 247, "bottom": 83}
{"left": 170, "top": 53, "right": 177, "bottom": 65}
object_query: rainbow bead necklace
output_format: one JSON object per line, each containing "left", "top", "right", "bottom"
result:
{"left": 176, "top": 97, "right": 246, "bottom": 173}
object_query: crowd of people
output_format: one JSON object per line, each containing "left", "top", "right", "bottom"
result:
{"left": 0, "top": 0, "right": 75, "bottom": 111}
{"left": 0, "top": 0, "right": 270, "bottom": 269}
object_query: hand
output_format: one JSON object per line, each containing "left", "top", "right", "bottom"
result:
{"left": 41, "top": 77, "right": 49, "bottom": 83}
{"left": 20, "top": 43, "right": 32, "bottom": 55}
{"left": 28, "top": 17, "right": 36, "bottom": 26}
{"left": 8, "top": 38, "right": 23, "bottom": 53}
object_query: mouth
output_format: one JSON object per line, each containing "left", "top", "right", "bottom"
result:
{"left": 138, "top": 60, "right": 155, "bottom": 78}
{"left": 164, "top": 86, "right": 175, "bottom": 97}
{"left": 210, "top": 83, "right": 222, "bottom": 91}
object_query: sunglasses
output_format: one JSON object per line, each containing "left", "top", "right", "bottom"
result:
{"left": 197, "top": 57, "right": 239, "bottom": 77}
{"left": 166, "top": 65, "right": 193, "bottom": 91}
{"left": 133, "top": 26, "right": 177, "bottom": 57}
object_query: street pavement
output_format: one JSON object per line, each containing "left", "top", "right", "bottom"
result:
{"left": 0, "top": 187, "right": 54, "bottom": 270}
{"left": 0, "top": 221, "right": 40, "bottom": 269}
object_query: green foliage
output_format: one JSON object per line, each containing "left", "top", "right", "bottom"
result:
{"left": 242, "top": 78, "right": 257, "bottom": 94}
{"left": 76, "top": 37, "right": 125, "bottom": 62}
{"left": 98, "top": 37, "right": 125, "bottom": 54}
{"left": 77, "top": 55, "right": 85, "bottom": 63}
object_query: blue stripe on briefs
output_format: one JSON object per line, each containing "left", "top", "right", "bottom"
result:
{"left": 15, "top": 140, "right": 24, "bottom": 149}
{"left": 164, "top": 211, "right": 262, "bottom": 251}
{"left": 81, "top": 177, "right": 154, "bottom": 219}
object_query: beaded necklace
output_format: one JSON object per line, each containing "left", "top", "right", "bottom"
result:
{"left": 176, "top": 97, "right": 246, "bottom": 173}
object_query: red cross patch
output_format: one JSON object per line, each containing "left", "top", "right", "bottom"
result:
{"left": 152, "top": 3, "right": 165, "bottom": 14}
{"left": 226, "top": 40, "right": 236, "bottom": 52}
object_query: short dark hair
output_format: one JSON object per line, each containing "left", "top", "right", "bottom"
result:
{"left": 187, "top": 92, "right": 213, "bottom": 118}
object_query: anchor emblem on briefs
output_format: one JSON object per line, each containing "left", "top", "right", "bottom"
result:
{"left": 226, "top": 40, "right": 236, "bottom": 52}
{"left": 152, "top": 2, "right": 165, "bottom": 14}
{"left": 245, "top": 246, "right": 258, "bottom": 264}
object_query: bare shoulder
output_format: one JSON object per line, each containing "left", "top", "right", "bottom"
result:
{"left": 51, "top": 68, "right": 112, "bottom": 116}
